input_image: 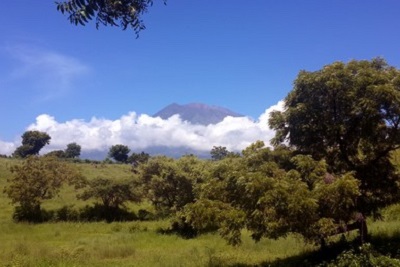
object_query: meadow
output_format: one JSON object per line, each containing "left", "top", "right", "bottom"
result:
{"left": 1, "top": 157, "right": 400, "bottom": 267}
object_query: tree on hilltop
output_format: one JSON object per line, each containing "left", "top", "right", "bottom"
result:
{"left": 108, "top": 144, "right": 131, "bottom": 163}
{"left": 13, "top": 131, "right": 51, "bottom": 158}
{"left": 65, "top": 142, "right": 81, "bottom": 158}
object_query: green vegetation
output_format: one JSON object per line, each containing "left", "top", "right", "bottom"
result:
{"left": 13, "top": 130, "right": 51, "bottom": 158}
{"left": 108, "top": 144, "right": 131, "bottom": 163}
{"left": 0, "top": 153, "right": 399, "bottom": 265}
{"left": 270, "top": 58, "right": 400, "bottom": 219}
{"left": 0, "top": 156, "right": 399, "bottom": 266}
{"left": 65, "top": 142, "right": 82, "bottom": 159}
{"left": 55, "top": 0, "right": 158, "bottom": 35}
{"left": 1, "top": 58, "right": 399, "bottom": 266}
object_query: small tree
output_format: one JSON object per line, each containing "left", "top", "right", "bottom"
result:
{"left": 138, "top": 156, "right": 195, "bottom": 215}
{"left": 65, "top": 142, "right": 81, "bottom": 158}
{"left": 210, "top": 146, "right": 238, "bottom": 161}
{"left": 4, "top": 156, "right": 85, "bottom": 221}
{"left": 13, "top": 131, "right": 51, "bottom": 158}
{"left": 108, "top": 144, "right": 130, "bottom": 163}
{"left": 78, "top": 177, "right": 141, "bottom": 209}
{"left": 128, "top": 151, "right": 150, "bottom": 167}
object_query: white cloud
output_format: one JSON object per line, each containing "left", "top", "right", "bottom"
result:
{"left": 0, "top": 101, "right": 285, "bottom": 157}
{"left": 3, "top": 44, "right": 90, "bottom": 101}
{"left": 0, "top": 140, "right": 16, "bottom": 155}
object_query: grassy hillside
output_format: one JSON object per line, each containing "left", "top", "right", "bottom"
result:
{"left": 0, "top": 157, "right": 399, "bottom": 266}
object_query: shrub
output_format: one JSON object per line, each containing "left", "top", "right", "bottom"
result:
{"left": 321, "top": 243, "right": 400, "bottom": 267}
{"left": 54, "top": 205, "right": 79, "bottom": 221}
{"left": 78, "top": 204, "right": 137, "bottom": 222}
{"left": 13, "top": 205, "right": 54, "bottom": 223}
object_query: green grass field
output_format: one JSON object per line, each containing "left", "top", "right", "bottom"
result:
{"left": 0, "top": 157, "right": 399, "bottom": 267}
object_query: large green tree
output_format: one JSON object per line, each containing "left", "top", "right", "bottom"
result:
{"left": 55, "top": 0, "right": 163, "bottom": 35}
{"left": 269, "top": 58, "right": 400, "bottom": 218}
{"left": 13, "top": 131, "right": 51, "bottom": 158}
{"left": 179, "top": 143, "right": 361, "bottom": 245}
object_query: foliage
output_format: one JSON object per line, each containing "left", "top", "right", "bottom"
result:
{"left": 108, "top": 144, "right": 130, "bottom": 163}
{"left": 138, "top": 156, "right": 198, "bottom": 214}
{"left": 269, "top": 58, "right": 400, "bottom": 217}
{"left": 65, "top": 142, "right": 81, "bottom": 158}
{"left": 44, "top": 143, "right": 81, "bottom": 159}
{"left": 178, "top": 199, "right": 246, "bottom": 245}
{"left": 44, "top": 149, "right": 66, "bottom": 158}
{"left": 1, "top": 157, "right": 400, "bottom": 266}
{"left": 321, "top": 243, "right": 400, "bottom": 267}
{"left": 210, "top": 146, "right": 238, "bottom": 160}
{"left": 78, "top": 203, "right": 137, "bottom": 222}
{"left": 128, "top": 151, "right": 150, "bottom": 167}
{"left": 4, "top": 156, "right": 85, "bottom": 221}
{"left": 78, "top": 177, "right": 141, "bottom": 209}
{"left": 55, "top": 0, "right": 162, "bottom": 35}
{"left": 179, "top": 142, "right": 364, "bottom": 245}
{"left": 12, "top": 131, "right": 51, "bottom": 158}
{"left": 12, "top": 204, "right": 55, "bottom": 223}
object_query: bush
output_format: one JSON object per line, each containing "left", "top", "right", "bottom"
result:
{"left": 54, "top": 205, "right": 79, "bottom": 221}
{"left": 137, "top": 209, "right": 154, "bottom": 221}
{"left": 321, "top": 243, "right": 400, "bottom": 267}
{"left": 156, "top": 216, "right": 199, "bottom": 239}
{"left": 383, "top": 204, "right": 400, "bottom": 221}
{"left": 78, "top": 204, "right": 137, "bottom": 222}
{"left": 13, "top": 206, "right": 54, "bottom": 223}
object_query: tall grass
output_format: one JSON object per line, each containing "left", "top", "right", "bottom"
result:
{"left": 0, "top": 219, "right": 318, "bottom": 266}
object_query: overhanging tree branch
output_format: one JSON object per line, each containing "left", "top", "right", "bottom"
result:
{"left": 56, "top": 0, "right": 166, "bottom": 36}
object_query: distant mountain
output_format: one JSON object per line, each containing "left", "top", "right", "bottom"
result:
{"left": 153, "top": 103, "right": 244, "bottom": 125}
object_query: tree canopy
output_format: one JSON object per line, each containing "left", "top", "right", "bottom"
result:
{"left": 137, "top": 156, "right": 198, "bottom": 214}
{"left": 128, "top": 151, "right": 150, "bottom": 167}
{"left": 13, "top": 131, "right": 51, "bottom": 158}
{"left": 55, "top": 0, "right": 163, "bottom": 35}
{"left": 269, "top": 58, "right": 400, "bottom": 217}
{"left": 65, "top": 142, "right": 82, "bottom": 158}
{"left": 108, "top": 144, "right": 131, "bottom": 163}
{"left": 4, "top": 156, "right": 85, "bottom": 221}
{"left": 78, "top": 177, "right": 140, "bottom": 209}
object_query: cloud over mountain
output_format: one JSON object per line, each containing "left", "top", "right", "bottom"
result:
{"left": 0, "top": 101, "right": 284, "bottom": 157}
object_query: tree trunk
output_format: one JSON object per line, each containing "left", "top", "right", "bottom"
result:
{"left": 333, "top": 214, "right": 368, "bottom": 245}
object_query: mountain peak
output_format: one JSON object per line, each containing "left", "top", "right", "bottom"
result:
{"left": 153, "top": 103, "right": 243, "bottom": 125}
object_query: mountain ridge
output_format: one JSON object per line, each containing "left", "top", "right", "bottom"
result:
{"left": 153, "top": 102, "right": 244, "bottom": 125}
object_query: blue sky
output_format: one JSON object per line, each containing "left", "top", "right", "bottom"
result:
{"left": 1, "top": 1, "right": 400, "bottom": 155}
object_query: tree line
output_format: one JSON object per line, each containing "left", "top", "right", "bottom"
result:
{"left": 3, "top": 58, "right": 400, "bottom": 248}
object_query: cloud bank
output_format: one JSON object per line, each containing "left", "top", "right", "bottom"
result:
{"left": 0, "top": 101, "right": 284, "bottom": 157}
